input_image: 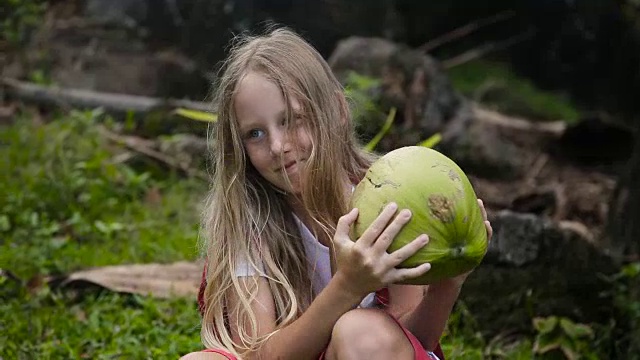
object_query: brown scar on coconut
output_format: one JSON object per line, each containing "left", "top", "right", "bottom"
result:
{"left": 428, "top": 194, "right": 456, "bottom": 223}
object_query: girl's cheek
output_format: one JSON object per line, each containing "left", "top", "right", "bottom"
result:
{"left": 298, "top": 127, "right": 313, "bottom": 148}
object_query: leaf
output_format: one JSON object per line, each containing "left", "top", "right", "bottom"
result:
{"left": 174, "top": 108, "right": 218, "bottom": 122}
{"left": 346, "top": 71, "right": 380, "bottom": 90}
{"left": 558, "top": 336, "right": 579, "bottom": 360}
{"left": 559, "top": 318, "right": 594, "bottom": 339}
{"left": 533, "top": 316, "right": 559, "bottom": 334}
{"left": 533, "top": 333, "right": 561, "bottom": 354}
{"left": 417, "top": 132, "right": 442, "bottom": 148}
{"left": 560, "top": 346, "right": 579, "bottom": 360}
{"left": 364, "top": 107, "right": 396, "bottom": 152}
{"left": 621, "top": 262, "right": 640, "bottom": 278}
{"left": 50, "top": 261, "right": 204, "bottom": 298}
{"left": 0, "top": 215, "right": 11, "bottom": 231}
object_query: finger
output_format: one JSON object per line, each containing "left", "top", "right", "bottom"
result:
{"left": 392, "top": 262, "right": 432, "bottom": 283}
{"left": 358, "top": 202, "right": 398, "bottom": 247}
{"left": 485, "top": 220, "right": 493, "bottom": 242}
{"left": 478, "top": 199, "right": 488, "bottom": 221}
{"left": 334, "top": 208, "right": 359, "bottom": 246}
{"left": 372, "top": 208, "right": 413, "bottom": 252}
{"left": 386, "top": 234, "right": 429, "bottom": 266}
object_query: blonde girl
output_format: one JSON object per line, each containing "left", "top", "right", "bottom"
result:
{"left": 181, "top": 27, "right": 492, "bottom": 360}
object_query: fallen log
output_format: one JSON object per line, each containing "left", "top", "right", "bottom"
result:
{"left": 0, "top": 77, "right": 215, "bottom": 115}
{"left": 98, "top": 125, "right": 209, "bottom": 181}
{"left": 472, "top": 103, "right": 567, "bottom": 136}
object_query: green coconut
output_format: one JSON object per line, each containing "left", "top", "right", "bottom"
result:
{"left": 350, "top": 146, "right": 488, "bottom": 285}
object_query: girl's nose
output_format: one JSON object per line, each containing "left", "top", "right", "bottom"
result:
{"left": 270, "top": 130, "right": 293, "bottom": 155}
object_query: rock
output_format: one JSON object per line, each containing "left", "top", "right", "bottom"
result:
{"left": 487, "top": 210, "right": 546, "bottom": 267}
{"left": 329, "top": 36, "right": 465, "bottom": 137}
{"left": 328, "top": 36, "right": 525, "bottom": 179}
{"left": 443, "top": 118, "right": 525, "bottom": 180}
{"left": 85, "top": 0, "right": 148, "bottom": 28}
{"left": 460, "top": 209, "right": 618, "bottom": 337}
{"left": 10, "top": 17, "right": 209, "bottom": 99}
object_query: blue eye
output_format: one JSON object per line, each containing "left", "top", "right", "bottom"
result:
{"left": 248, "top": 129, "right": 265, "bottom": 139}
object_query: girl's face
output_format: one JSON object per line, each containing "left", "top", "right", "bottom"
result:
{"left": 234, "top": 71, "right": 312, "bottom": 194}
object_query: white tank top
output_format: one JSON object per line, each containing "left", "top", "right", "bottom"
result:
{"left": 235, "top": 214, "right": 377, "bottom": 308}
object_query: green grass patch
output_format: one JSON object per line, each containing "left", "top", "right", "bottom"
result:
{"left": 1, "top": 285, "right": 202, "bottom": 359}
{"left": 0, "top": 110, "right": 207, "bottom": 358}
{"left": 0, "top": 110, "right": 206, "bottom": 279}
{"left": 447, "top": 60, "right": 580, "bottom": 123}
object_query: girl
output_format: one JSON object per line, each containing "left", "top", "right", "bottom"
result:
{"left": 182, "top": 27, "right": 492, "bottom": 360}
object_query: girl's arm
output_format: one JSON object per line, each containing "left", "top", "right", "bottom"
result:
{"left": 386, "top": 281, "right": 463, "bottom": 352}
{"left": 228, "top": 204, "right": 431, "bottom": 360}
{"left": 390, "top": 199, "right": 494, "bottom": 351}
{"left": 228, "top": 273, "right": 363, "bottom": 360}
{"left": 392, "top": 279, "right": 465, "bottom": 351}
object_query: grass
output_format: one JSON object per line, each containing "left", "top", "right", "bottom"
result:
{"left": 1, "top": 109, "right": 207, "bottom": 359}
{"left": 446, "top": 60, "right": 581, "bottom": 123}
{"left": 1, "top": 287, "right": 202, "bottom": 359}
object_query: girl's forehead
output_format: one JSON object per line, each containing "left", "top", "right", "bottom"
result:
{"left": 233, "top": 73, "right": 304, "bottom": 117}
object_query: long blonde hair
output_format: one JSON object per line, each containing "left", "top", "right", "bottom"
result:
{"left": 200, "top": 27, "right": 374, "bottom": 357}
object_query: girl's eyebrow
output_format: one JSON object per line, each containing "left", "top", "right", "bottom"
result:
{"left": 238, "top": 109, "right": 288, "bottom": 133}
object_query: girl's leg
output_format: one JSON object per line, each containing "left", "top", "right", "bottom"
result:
{"left": 180, "top": 349, "right": 236, "bottom": 360}
{"left": 324, "top": 308, "right": 415, "bottom": 360}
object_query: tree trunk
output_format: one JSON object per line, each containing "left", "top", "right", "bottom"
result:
{"left": 607, "top": 129, "right": 640, "bottom": 263}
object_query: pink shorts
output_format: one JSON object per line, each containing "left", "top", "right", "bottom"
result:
{"left": 197, "top": 313, "right": 440, "bottom": 360}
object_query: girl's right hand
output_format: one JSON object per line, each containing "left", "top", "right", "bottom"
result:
{"left": 332, "top": 203, "right": 432, "bottom": 298}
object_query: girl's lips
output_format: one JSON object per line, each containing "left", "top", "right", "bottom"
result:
{"left": 281, "top": 160, "right": 303, "bottom": 174}
{"left": 284, "top": 161, "right": 297, "bottom": 173}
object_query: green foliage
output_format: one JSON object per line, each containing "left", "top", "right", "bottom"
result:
{"left": 596, "top": 262, "right": 640, "bottom": 358}
{"left": 0, "top": 109, "right": 205, "bottom": 279}
{"left": 174, "top": 108, "right": 218, "bottom": 123}
{"left": 532, "top": 316, "right": 596, "bottom": 360}
{"left": 0, "top": 109, "right": 207, "bottom": 357}
{"left": 0, "top": 0, "right": 47, "bottom": 46}
{"left": 0, "top": 283, "right": 202, "bottom": 359}
{"left": 447, "top": 60, "right": 580, "bottom": 123}
{"left": 344, "top": 71, "right": 442, "bottom": 151}
{"left": 441, "top": 301, "right": 534, "bottom": 359}
{"left": 344, "top": 71, "right": 387, "bottom": 143}
{"left": 364, "top": 107, "right": 396, "bottom": 152}
{"left": 417, "top": 133, "right": 442, "bottom": 149}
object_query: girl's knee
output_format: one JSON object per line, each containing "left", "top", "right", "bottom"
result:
{"left": 328, "top": 309, "right": 413, "bottom": 359}
{"left": 333, "top": 309, "right": 396, "bottom": 338}
{"left": 179, "top": 351, "right": 230, "bottom": 360}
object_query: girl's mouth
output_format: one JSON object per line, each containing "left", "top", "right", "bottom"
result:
{"left": 284, "top": 161, "right": 297, "bottom": 173}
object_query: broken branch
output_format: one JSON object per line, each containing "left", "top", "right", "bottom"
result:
{"left": 419, "top": 10, "right": 516, "bottom": 53}
{"left": 442, "top": 29, "right": 536, "bottom": 69}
